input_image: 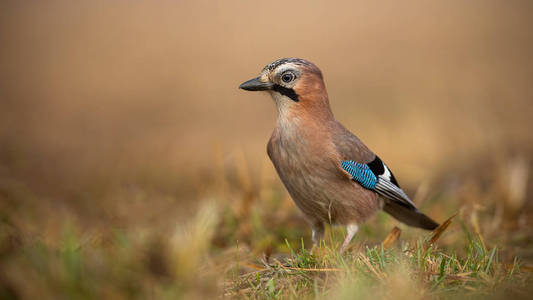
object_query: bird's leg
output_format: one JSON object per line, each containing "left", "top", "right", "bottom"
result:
{"left": 310, "top": 222, "right": 324, "bottom": 254}
{"left": 339, "top": 224, "right": 359, "bottom": 254}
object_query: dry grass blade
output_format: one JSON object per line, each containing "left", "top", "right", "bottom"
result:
{"left": 359, "top": 253, "right": 386, "bottom": 280}
{"left": 426, "top": 272, "right": 475, "bottom": 281}
{"left": 280, "top": 267, "right": 342, "bottom": 272}
{"left": 425, "top": 212, "right": 457, "bottom": 249}
{"left": 383, "top": 226, "right": 401, "bottom": 249}
{"left": 269, "top": 258, "right": 341, "bottom": 272}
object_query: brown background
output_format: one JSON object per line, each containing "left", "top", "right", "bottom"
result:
{"left": 1, "top": 0, "right": 532, "bottom": 214}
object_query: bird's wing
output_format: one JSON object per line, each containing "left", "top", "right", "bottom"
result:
{"left": 330, "top": 121, "right": 416, "bottom": 209}
{"left": 331, "top": 121, "right": 438, "bottom": 229}
{"left": 341, "top": 156, "right": 417, "bottom": 210}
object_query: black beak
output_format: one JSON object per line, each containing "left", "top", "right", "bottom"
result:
{"left": 239, "top": 77, "right": 273, "bottom": 91}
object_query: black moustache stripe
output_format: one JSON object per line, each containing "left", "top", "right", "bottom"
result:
{"left": 272, "top": 84, "right": 299, "bottom": 102}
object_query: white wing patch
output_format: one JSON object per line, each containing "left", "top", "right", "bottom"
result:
{"left": 381, "top": 164, "right": 392, "bottom": 181}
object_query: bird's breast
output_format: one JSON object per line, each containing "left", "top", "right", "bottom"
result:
{"left": 269, "top": 121, "right": 333, "bottom": 176}
{"left": 267, "top": 117, "right": 380, "bottom": 225}
{"left": 268, "top": 122, "right": 346, "bottom": 222}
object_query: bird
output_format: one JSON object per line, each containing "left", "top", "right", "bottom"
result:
{"left": 239, "top": 58, "right": 439, "bottom": 253}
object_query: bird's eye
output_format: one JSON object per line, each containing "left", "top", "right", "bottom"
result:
{"left": 281, "top": 73, "right": 295, "bottom": 83}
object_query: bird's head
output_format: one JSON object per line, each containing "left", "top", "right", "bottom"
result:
{"left": 239, "top": 58, "right": 331, "bottom": 116}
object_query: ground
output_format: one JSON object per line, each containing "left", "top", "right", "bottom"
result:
{"left": 0, "top": 151, "right": 532, "bottom": 299}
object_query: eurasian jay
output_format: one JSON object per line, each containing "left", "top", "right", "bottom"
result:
{"left": 239, "top": 58, "right": 439, "bottom": 253}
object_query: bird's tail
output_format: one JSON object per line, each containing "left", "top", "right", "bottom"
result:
{"left": 383, "top": 201, "right": 439, "bottom": 230}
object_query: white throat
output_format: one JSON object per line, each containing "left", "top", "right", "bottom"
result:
{"left": 269, "top": 91, "right": 302, "bottom": 135}
{"left": 269, "top": 91, "right": 297, "bottom": 119}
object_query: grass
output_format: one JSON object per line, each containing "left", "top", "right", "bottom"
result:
{"left": 3, "top": 213, "right": 530, "bottom": 300}
{"left": 225, "top": 223, "right": 530, "bottom": 299}
{"left": 0, "top": 139, "right": 532, "bottom": 300}
{"left": 1, "top": 153, "right": 532, "bottom": 300}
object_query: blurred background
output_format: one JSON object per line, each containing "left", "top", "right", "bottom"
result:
{"left": 0, "top": 0, "right": 532, "bottom": 298}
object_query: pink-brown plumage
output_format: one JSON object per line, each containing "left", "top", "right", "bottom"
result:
{"left": 267, "top": 106, "right": 382, "bottom": 227}
{"left": 240, "top": 58, "right": 438, "bottom": 252}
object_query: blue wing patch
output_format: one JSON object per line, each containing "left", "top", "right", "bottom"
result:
{"left": 341, "top": 160, "right": 378, "bottom": 189}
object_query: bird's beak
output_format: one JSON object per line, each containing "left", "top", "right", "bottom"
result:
{"left": 239, "top": 76, "right": 273, "bottom": 91}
